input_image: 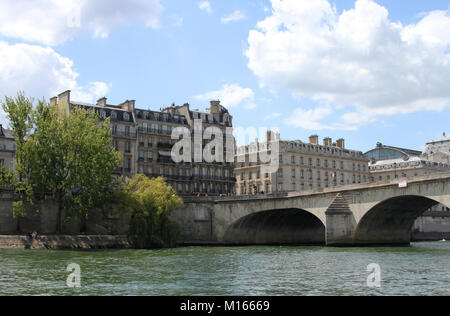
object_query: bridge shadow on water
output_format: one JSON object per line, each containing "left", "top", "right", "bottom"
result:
{"left": 223, "top": 209, "right": 325, "bottom": 246}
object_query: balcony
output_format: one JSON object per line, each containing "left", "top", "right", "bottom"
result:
{"left": 157, "top": 158, "right": 175, "bottom": 164}
{"left": 112, "top": 131, "right": 136, "bottom": 139}
{"left": 138, "top": 127, "right": 172, "bottom": 136}
{"left": 157, "top": 142, "right": 173, "bottom": 149}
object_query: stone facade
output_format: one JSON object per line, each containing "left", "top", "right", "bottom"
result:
{"left": 0, "top": 188, "right": 130, "bottom": 235}
{"left": 235, "top": 132, "right": 369, "bottom": 195}
{"left": 0, "top": 125, "right": 15, "bottom": 169}
{"left": 366, "top": 142, "right": 450, "bottom": 182}
{"left": 50, "top": 90, "right": 236, "bottom": 196}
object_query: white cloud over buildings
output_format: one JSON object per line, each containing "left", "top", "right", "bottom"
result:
{"left": 0, "top": 41, "right": 110, "bottom": 106}
{"left": 194, "top": 84, "right": 256, "bottom": 110}
{"left": 0, "top": 0, "right": 163, "bottom": 46}
{"left": 246, "top": 0, "right": 450, "bottom": 129}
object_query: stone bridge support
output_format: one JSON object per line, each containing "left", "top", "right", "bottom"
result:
{"left": 325, "top": 194, "right": 356, "bottom": 246}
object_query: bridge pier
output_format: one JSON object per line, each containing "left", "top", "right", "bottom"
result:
{"left": 325, "top": 194, "right": 356, "bottom": 246}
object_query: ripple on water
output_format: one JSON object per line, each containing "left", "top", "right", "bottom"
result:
{"left": 0, "top": 242, "right": 449, "bottom": 296}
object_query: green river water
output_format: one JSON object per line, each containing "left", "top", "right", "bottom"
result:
{"left": 0, "top": 242, "right": 449, "bottom": 296}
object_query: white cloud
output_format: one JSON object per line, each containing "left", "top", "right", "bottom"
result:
{"left": 199, "top": 1, "right": 212, "bottom": 14}
{"left": 0, "top": 40, "right": 110, "bottom": 125}
{"left": 0, "top": 0, "right": 163, "bottom": 46}
{"left": 264, "top": 112, "right": 282, "bottom": 121}
{"left": 221, "top": 11, "right": 246, "bottom": 24}
{"left": 194, "top": 84, "right": 256, "bottom": 110}
{"left": 284, "top": 106, "right": 357, "bottom": 131}
{"left": 247, "top": 0, "right": 450, "bottom": 129}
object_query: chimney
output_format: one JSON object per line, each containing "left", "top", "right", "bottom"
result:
{"left": 309, "top": 135, "right": 319, "bottom": 145}
{"left": 127, "top": 100, "right": 136, "bottom": 112}
{"left": 323, "top": 137, "right": 332, "bottom": 147}
{"left": 336, "top": 138, "right": 345, "bottom": 149}
{"left": 57, "top": 90, "right": 71, "bottom": 116}
{"left": 97, "top": 97, "right": 107, "bottom": 107}
{"left": 58, "top": 90, "right": 71, "bottom": 106}
{"left": 210, "top": 100, "right": 221, "bottom": 109}
{"left": 50, "top": 96, "right": 58, "bottom": 106}
{"left": 267, "top": 131, "right": 272, "bottom": 143}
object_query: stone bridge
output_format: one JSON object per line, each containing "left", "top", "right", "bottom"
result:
{"left": 171, "top": 173, "right": 450, "bottom": 246}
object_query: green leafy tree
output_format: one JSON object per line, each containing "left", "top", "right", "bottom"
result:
{"left": 117, "top": 175, "right": 183, "bottom": 248}
{"left": 1, "top": 93, "right": 122, "bottom": 232}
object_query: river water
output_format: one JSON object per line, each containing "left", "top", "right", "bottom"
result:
{"left": 0, "top": 242, "right": 449, "bottom": 296}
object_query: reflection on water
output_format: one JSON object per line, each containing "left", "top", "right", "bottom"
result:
{"left": 0, "top": 242, "right": 449, "bottom": 296}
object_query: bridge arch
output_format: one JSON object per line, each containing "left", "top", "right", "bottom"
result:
{"left": 223, "top": 208, "right": 325, "bottom": 245}
{"left": 354, "top": 195, "right": 444, "bottom": 245}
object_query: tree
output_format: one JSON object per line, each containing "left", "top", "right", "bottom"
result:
{"left": 1, "top": 93, "right": 122, "bottom": 232}
{"left": 116, "top": 175, "right": 183, "bottom": 248}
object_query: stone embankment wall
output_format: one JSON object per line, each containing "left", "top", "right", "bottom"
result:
{"left": 412, "top": 212, "right": 450, "bottom": 241}
{"left": 0, "top": 188, "right": 129, "bottom": 236}
{"left": 0, "top": 235, "right": 130, "bottom": 249}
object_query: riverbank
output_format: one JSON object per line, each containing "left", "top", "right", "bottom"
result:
{"left": 0, "top": 235, "right": 131, "bottom": 249}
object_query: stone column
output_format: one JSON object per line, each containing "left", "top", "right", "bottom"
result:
{"left": 325, "top": 193, "right": 356, "bottom": 246}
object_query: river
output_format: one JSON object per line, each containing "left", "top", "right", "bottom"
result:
{"left": 0, "top": 242, "right": 449, "bottom": 296}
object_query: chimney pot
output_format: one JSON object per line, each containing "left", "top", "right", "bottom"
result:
{"left": 309, "top": 135, "right": 319, "bottom": 145}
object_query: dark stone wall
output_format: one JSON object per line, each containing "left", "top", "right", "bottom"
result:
{"left": 0, "top": 189, "right": 129, "bottom": 235}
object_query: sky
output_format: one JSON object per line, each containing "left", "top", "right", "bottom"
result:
{"left": 0, "top": 0, "right": 449, "bottom": 152}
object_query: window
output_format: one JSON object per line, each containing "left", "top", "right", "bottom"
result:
{"left": 147, "top": 151, "right": 153, "bottom": 161}
{"left": 277, "top": 169, "right": 283, "bottom": 178}
{"left": 125, "top": 158, "right": 131, "bottom": 171}
{"left": 124, "top": 112, "right": 130, "bottom": 121}
{"left": 125, "top": 142, "right": 131, "bottom": 153}
{"left": 277, "top": 183, "right": 284, "bottom": 192}
{"left": 111, "top": 111, "right": 117, "bottom": 120}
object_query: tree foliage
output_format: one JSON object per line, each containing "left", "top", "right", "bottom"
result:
{"left": 116, "top": 175, "right": 183, "bottom": 249}
{"left": 1, "top": 92, "right": 122, "bottom": 231}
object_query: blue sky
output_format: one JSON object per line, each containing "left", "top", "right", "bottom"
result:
{"left": 0, "top": 0, "right": 449, "bottom": 152}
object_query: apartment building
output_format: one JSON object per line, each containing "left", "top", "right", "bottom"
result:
{"left": 51, "top": 90, "right": 236, "bottom": 196}
{"left": 0, "top": 124, "right": 15, "bottom": 169}
{"left": 162, "top": 101, "right": 235, "bottom": 195}
{"left": 235, "top": 132, "right": 369, "bottom": 195}
{"left": 365, "top": 142, "right": 450, "bottom": 182}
